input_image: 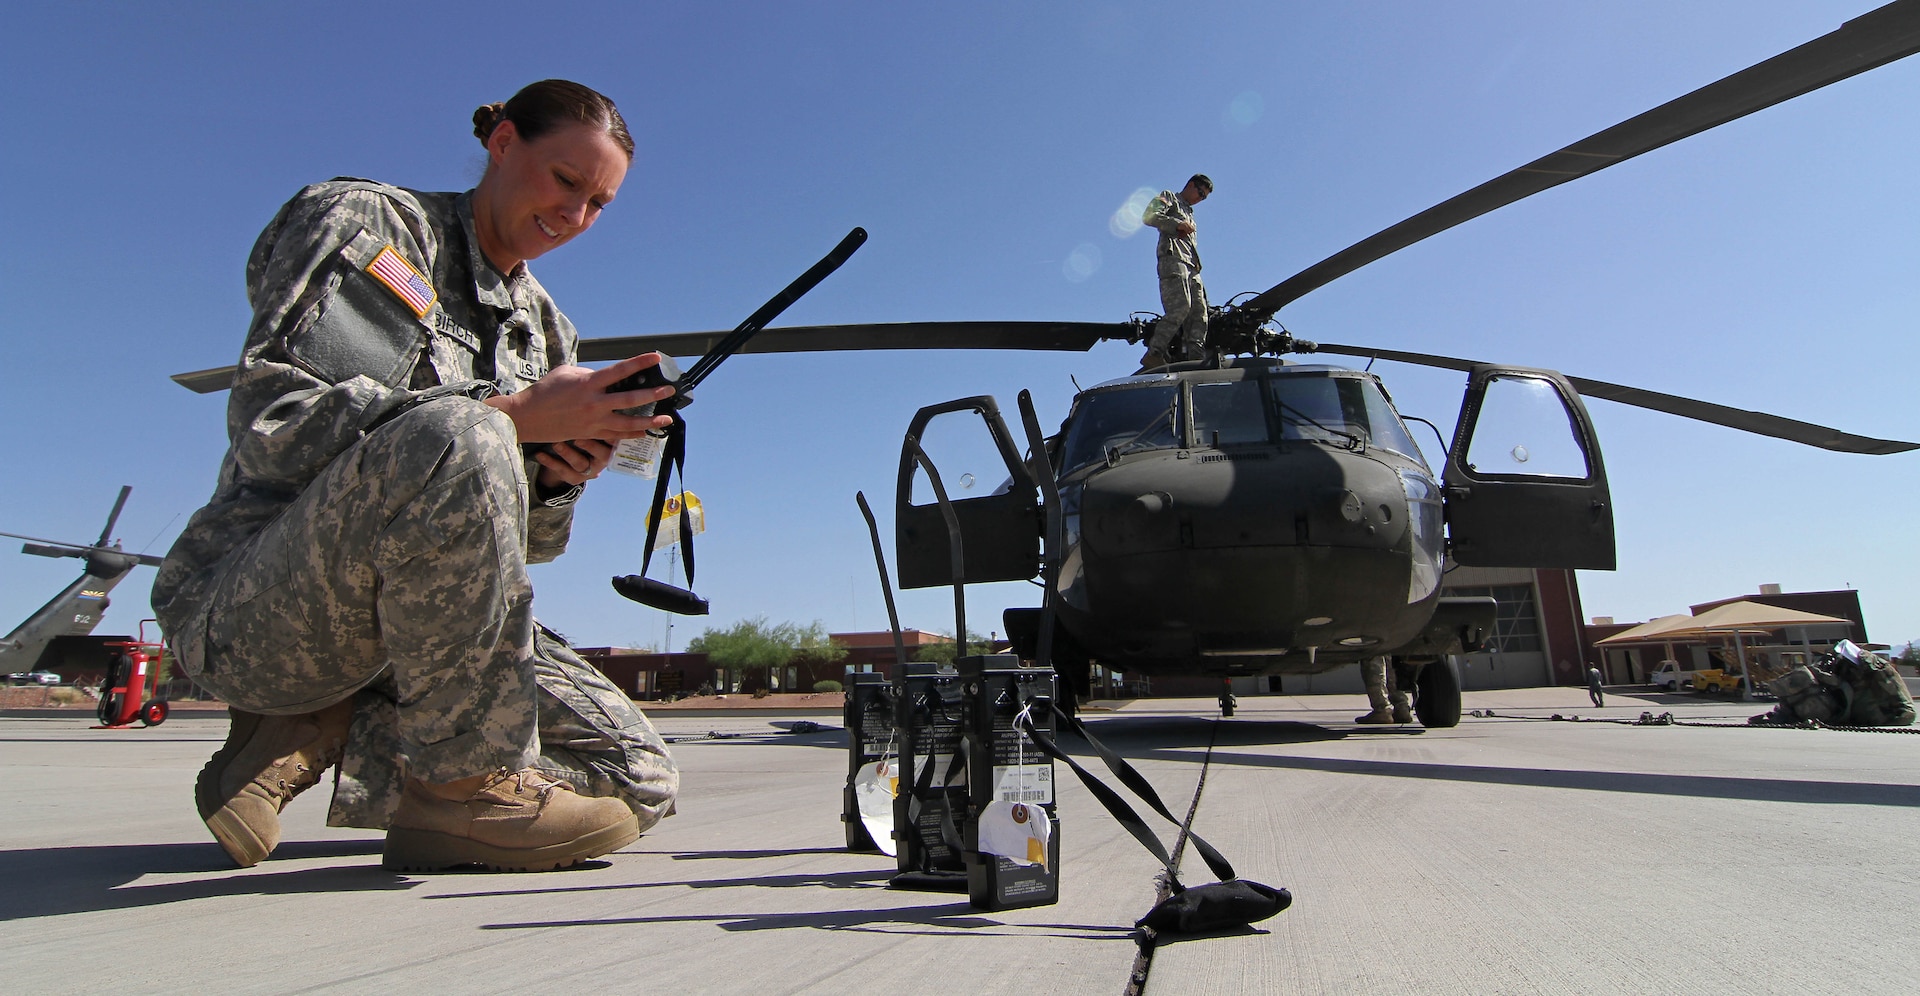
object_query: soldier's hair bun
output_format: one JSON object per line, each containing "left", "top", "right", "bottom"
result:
{"left": 473, "top": 81, "right": 632, "bottom": 160}
{"left": 472, "top": 102, "right": 508, "bottom": 145}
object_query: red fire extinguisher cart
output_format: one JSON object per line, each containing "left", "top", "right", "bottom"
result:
{"left": 96, "top": 619, "right": 169, "bottom": 729}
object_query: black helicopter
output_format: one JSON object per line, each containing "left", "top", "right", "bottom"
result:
{"left": 170, "top": 3, "right": 1920, "bottom": 725}
{"left": 1, "top": 486, "right": 166, "bottom": 675}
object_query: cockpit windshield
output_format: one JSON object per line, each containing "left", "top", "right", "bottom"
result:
{"left": 1059, "top": 384, "right": 1180, "bottom": 474}
{"left": 1269, "top": 375, "right": 1424, "bottom": 460}
{"left": 1191, "top": 381, "right": 1268, "bottom": 447}
{"left": 1058, "top": 374, "right": 1426, "bottom": 474}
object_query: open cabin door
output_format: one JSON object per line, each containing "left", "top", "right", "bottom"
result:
{"left": 895, "top": 396, "right": 1041, "bottom": 589}
{"left": 1442, "top": 366, "right": 1616, "bottom": 570}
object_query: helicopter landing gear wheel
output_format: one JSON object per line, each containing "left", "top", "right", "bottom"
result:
{"left": 1413, "top": 659, "right": 1461, "bottom": 729}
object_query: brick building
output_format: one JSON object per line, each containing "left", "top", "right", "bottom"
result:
{"left": 577, "top": 629, "right": 960, "bottom": 699}
{"left": 1587, "top": 585, "right": 1864, "bottom": 684}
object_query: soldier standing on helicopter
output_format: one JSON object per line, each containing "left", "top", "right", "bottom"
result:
{"left": 1141, "top": 174, "right": 1213, "bottom": 369}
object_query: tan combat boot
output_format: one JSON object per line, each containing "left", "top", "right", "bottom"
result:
{"left": 195, "top": 698, "right": 354, "bottom": 868}
{"left": 1354, "top": 707, "right": 1395, "bottom": 724}
{"left": 382, "top": 767, "right": 640, "bottom": 872}
{"left": 1390, "top": 692, "right": 1414, "bottom": 725}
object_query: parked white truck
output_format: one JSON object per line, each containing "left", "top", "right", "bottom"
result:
{"left": 1648, "top": 661, "right": 1705, "bottom": 691}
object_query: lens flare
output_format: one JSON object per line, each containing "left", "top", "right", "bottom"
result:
{"left": 1063, "top": 242, "right": 1102, "bottom": 283}
{"left": 1109, "top": 187, "right": 1156, "bottom": 238}
{"left": 1223, "top": 90, "right": 1264, "bottom": 130}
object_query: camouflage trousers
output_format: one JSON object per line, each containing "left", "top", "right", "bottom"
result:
{"left": 1362, "top": 656, "right": 1412, "bottom": 712}
{"left": 176, "top": 398, "right": 678, "bottom": 830}
{"left": 1150, "top": 259, "right": 1208, "bottom": 358}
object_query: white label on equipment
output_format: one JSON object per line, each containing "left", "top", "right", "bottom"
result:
{"left": 992, "top": 764, "right": 1053, "bottom": 804}
{"left": 853, "top": 758, "right": 899, "bottom": 857}
{"left": 610, "top": 436, "right": 662, "bottom": 478}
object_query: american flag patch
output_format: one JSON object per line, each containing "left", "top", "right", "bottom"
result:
{"left": 365, "top": 244, "right": 436, "bottom": 318}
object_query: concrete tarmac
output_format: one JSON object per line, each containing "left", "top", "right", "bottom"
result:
{"left": 4, "top": 687, "right": 1917, "bottom": 995}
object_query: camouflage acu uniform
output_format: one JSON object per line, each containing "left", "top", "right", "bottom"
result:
{"left": 1144, "top": 189, "right": 1207, "bottom": 359}
{"left": 154, "top": 180, "right": 678, "bottom": 830}
{"left": 1759, "top": 642, "right": 1915, "bottom": 727}
{"left": 1358, "top": 656, "right": 1413, "bottom": 721}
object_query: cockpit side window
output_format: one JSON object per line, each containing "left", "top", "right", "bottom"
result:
{"left": 1359, "top": 379, "right": 1425, "bottom": 461}
{"left": 1059, "top": 385, "right": 1180, "bottom": 474}
{"left": 1190, "top": 380, "right": 1270, "bottom": 447}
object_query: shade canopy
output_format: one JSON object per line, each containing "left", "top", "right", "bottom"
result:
{"left": 1672, "top": 601, "right": 1850, "bottom": 636}
{"left": 1595, "top": 614, "right": 1701, "bottom": 646}
{"left": 1596, "top": 601, "right": 1850, "bottom": 645}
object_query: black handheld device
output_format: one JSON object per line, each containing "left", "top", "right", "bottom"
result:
{"left": 606, "top": 352, "right": 685, "bottom": 418}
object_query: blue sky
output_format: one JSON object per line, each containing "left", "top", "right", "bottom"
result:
{"left": 3, "top": 1, "right": 1916, "bottom": 655}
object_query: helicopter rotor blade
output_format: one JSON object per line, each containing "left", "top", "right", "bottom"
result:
{"left": 173, "top": 321, "right": 1132, "bottom": 393}
{"left": 172, "top": 366, "right": 238, "bottom": 394}
{"left": 1310, "top": 342, "right": 1919, "bottom": 456}
{"left": 3, "top": 530, "right": 168, "bottom": 566}
{"left": 3, "top": 532, "right": 91, "bottom": 553}
{"left": 578, "top": 321, "right": 1129, "bottom": 362}
{"left": 97, "top": 485, "right": 132, "bottom": 547}
{"left": 1243, "top": 0, "right": 1920, "bottom": 321}
{"left": 20, "top": 542, "right": 85, "bottom": 560}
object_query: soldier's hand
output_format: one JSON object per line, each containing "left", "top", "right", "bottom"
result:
{"left": 486, "top": 353, "right": 675, "bottom": 444}
{"left": 1177, "top": 221, "right": 1195, "bottom": 236}
{"left": 536, "top": 439, "right": 616, "bottom": 488}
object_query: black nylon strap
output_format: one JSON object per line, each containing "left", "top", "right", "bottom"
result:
{"left": 903, "top": 697, "right": 968, "bottom": 869}
{"left": 637, "top": 416, "right": 693, "bottom": 587}
{"left": 675, "top": 419, "right": 693, "bottom": 584}
{"left": 1052, "top": 701, "right": 1238, "bottom": 883}
{"left": 1015, "top": 704, "right": 1239, "bottom": 887}
{"left": 903, "top": 730, "right": 941, "bottom": 871}
{"left": 933, "top": 741, "right": 966, "bottom": 855}
{"left": 1013, "top": 713, "right": 1184, "bottom": 890}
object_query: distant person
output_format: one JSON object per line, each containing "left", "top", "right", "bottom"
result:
{"left": 154, "top": 80, "right": 679, "bottom": 874}
{"left": 1141, "top": 174, "right": 1213, "bottom": 368}
{"left": 1587, "top": 666, "right": 1606, "bottom": 708}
